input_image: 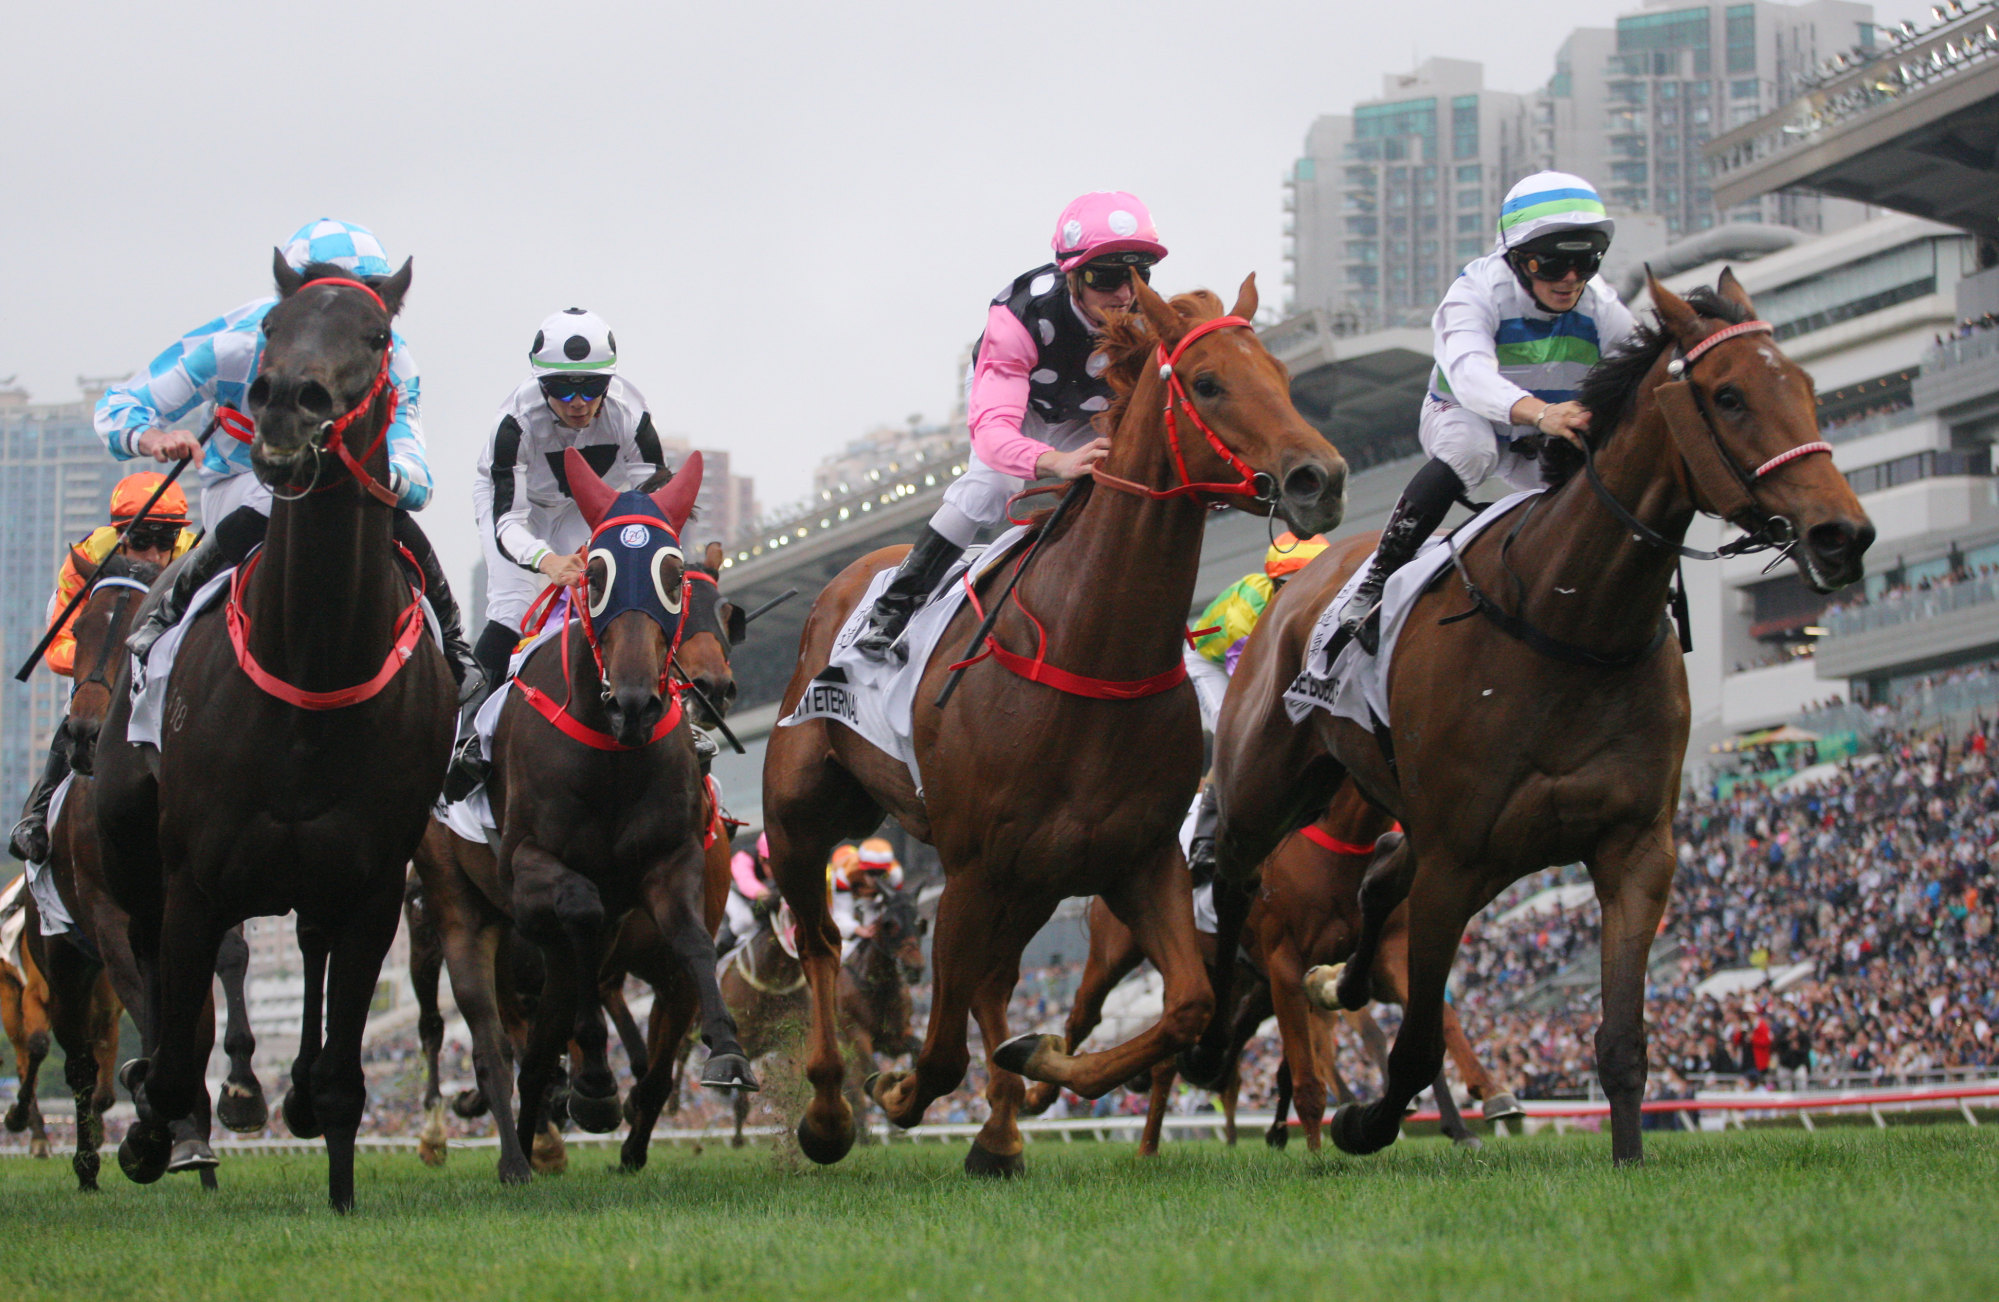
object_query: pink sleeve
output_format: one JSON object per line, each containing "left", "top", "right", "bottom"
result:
{"left": 967, "top": 305, "right": 1052, "bottom": 479}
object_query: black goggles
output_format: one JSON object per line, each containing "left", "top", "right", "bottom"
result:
{"left": 121, "top": 521, "right": 181, "bottom": 551}
{"left": 539, "top": 373, "right": 612, "bottom": 403}
{"left": 1514, "top": 248, "right": 1603, "bottom": 284}
{"left": 1079, "top": 261, "right": 1153, "bottom": 291}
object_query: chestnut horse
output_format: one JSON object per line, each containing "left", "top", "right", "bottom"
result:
{"left": 765, "top": 277, "right": 1348, "bottom": 1174}
{"left": 95, "top": 258, "right": 457, "bottom": 1210}
{"left": 1, "top": 890, "right": 53, "bottom": 1159}
{"left": 1192, "top": 274, "right": 1872, "bottom": 1165}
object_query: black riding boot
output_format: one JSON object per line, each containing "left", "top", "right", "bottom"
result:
{"left": 8, "top": 731, "right": 73, "bottom": 863}
{"left": 1186, "top": 784, "right": 1220, "bottom": 886}
{"left": 125, "top": 506, "right": 267, "bottom": 664}
{"left": 1341, "top": 457, "right": 1465, "bottom": 655}
{"left": 852, "top": 526, "right": 964, "bottom": 661}
{"left": 442, "top": 621, "right": 521, "bottom": 803}
{"left": 393, "top": 514, "right": 483, "bottom": 704}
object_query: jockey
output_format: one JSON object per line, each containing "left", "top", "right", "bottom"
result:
{"left": 853, "top": 192, "right": 1169, "bottom": 659}
{"left": 830, "top": 837, "right": 904, "bottom": 955}
{"left": 8, "top": 474, "right": 197, "bottom": 862}
{"left": 1184, "top": 532, "right": 1330, "bottom": 732}
{"left": 1340, "top": 173, "right": 1637, "bottom": 652}
{"left": 446, "top": 308, "right": 688, "bottom": 794}
{"left": 715, "top": 831, "right": 776, "bottom": 956}
{"left": 106, "top": 220, "right": 481, "bottom": 695}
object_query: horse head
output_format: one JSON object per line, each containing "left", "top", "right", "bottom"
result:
{"left": 871, "top": 891, "right": 927, "bottom": 986}
{"left": 1102, "top": 273, "right": 1348, "bottom": 536}
{"left": 1646, "top": 271, "right": 1873, "bottom": 592}
{"left": 564, "top": 447, "right": 702, "bottom": 747}
{"left": 65, "top": 551, "right": 162, "bottom": 775}
{"left": 247, "top": 253, "right": 413, "bottom": 494}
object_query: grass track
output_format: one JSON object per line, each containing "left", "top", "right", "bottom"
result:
{"left": 0, "top": 1128, "right": 1992, "bottom": 1301}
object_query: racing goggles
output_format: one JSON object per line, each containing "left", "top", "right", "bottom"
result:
{"left": 539, "top": 373, "right": 613, "bottom": 403}
{"left": 120, "top": 520, "right": 181, "bottom": 552}
{"left": 1511, "top": 235, "right": 1607, "bottom": 284}
{"left": 1079, "top": 260, "right": 1154, "bottom": 292}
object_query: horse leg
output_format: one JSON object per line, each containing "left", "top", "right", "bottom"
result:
{"left": 1333, "top": 834, "right": 1414, "bottom": 1011}
{"left": 602, "top": 980, "right": 651, "bottom": 1082}
{"left": 311, "top": 874, "right": 403, "bottom": 1213}
{"left": 1591, "top": 825, "right": 1676, "bottom": 1166}
{"left": 283, "top": 922, "right": 329, "bottom": 1140}
{"left": 44, "top": 944, "right": 104, "bottom": 1189}
{"left": 618, "top": 977, "right": 696, "bottom": 1174}
{"left": 174, "top": 990, "right": 221, "bottom": 1187}
{"left": 997, "top": 848, "right": 1210, "bottom": 1098}
{"left": 1267, "top": 946, "right": 1327, "bottom": 1152}
{"left": 212, "top": 926, "right": 267, "bottom": 1134}
{"left": 1265, "top": 1059, "right": 1293, "bottom": 1149}
{"left": 1138, "top": 1059, "right": 1173, "bottom": 1158}
{"left": 1430, "top": 1067, "right": 1481, "bottom": 1151}
{"left": 6, "top": 1014, "right": 48, "bottom": 1159}
{"left": 645, "top": 857, "right": 753, "bottom": 1093}
{"left": 440, "top": 915, "right": 530, "bottom": 1182}
{"left": 117, "top": 880, "right": 226, "bottom": 1186}
{"left": 1330, "top": 859, "right": 1473, "bottom": 1157}
{"left": 732, "top": 1081, "right": 751, "bottom": 1149}
{"left": 511, "top": 847, "right": 601, "bottom": 1160}
{"left": 1443, "top": 1002, "right": 1520, "bottom": 1123}
{"left": 965, "top": 954, "right": 1035, "bottom": 1177}
{"left": 1022, "top": 902, "right": 1142, "bottom": 1116}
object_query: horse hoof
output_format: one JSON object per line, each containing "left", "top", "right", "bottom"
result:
{"left": 1265, "top": 1124, "right": 1290, "bottom": 1150}
{"left": 167, "top": 1138, "right": 218, "bottom": 1173}
{"left": 701, "top": 1053, "right": 758, "bottom": 1092}
{"left": 1452, "top": 1133, "right": 1485, "bottom": 1153}
{"left": 282, "top": 1088, "right": 323, "bottom": 1140}
{"left": 531, "top": 1123, "right": 569, "bottom": 1175}
{"left": 217, "top": 1081, "right": 269, "bottom": 1134}
{"left": 1302, "top": 964, "right": 1344, "bottom": 1011}
{"left": 117, "top": 1122, "right": 171, "bottom": 1185}
{"left": 74, "top": 1149, "right": 101, "bottom": 1191}
{"left": 497, "top": 1154, "right": 533, "bottom": 1186}
{"left": 1482, "top": 1092, "right": 1526, "bottom": 1123}
{"left": 30, "top": 1136, "right": 51, "bottom": 1159}
{"left": 992, "top": 1033, "right": 1057, "bottom": 1079}
{"left": 3, "top": 1101, "right": 26, "bottom": 1132}
{"left": 1334, "top": 966, "right": 1372, "bottom": 1012}
{"left": 795, "top": 1115, "right": 854, "bottom": 1166}
{"left": 451, "top": 1087, "right": 490, "bottom": 1119}
{"left": 418, "top": 1138, "right": 447, "bottom": 1168}
{"left": 963, "top": 1141, "right": 1024, "bottom": 1179}
{"left": 1329, "top": 1103, "right": 1392, "bottom": 1157}
{"left": 568, "top": 1087, "right": 623, "bottom": 1135}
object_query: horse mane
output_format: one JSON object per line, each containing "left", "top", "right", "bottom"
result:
{"left": 1095, "top": 290, "right": 1228, "bottom": 434}
{"left": 1543, "top": 286, "right": 1750, "bottom": 489}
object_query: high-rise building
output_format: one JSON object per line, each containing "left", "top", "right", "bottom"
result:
{"left": 0, "top": 379, "right": 149, "bottom": 807}
{"left": 1283, "top": 59, "right": 1538, "bottom": 329}
{"left": 653, "top": 434, "right": 758, "bottom": 551}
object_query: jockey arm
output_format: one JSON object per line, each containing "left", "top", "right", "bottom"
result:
{"left": 967, "top": 306, "right": 1054, "bottom": 479}
{"left": 1434, "top": 287, "right": 1534, "bottom": 429}
{"left": 475, "top": 413, "right": 550, "bottom": 574}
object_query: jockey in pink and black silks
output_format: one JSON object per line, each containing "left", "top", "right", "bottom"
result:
{"left": 852, "top": 192, "right": 1170, "bottom": 659}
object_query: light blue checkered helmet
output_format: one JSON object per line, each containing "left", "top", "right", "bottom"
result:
{"left": 280, "top": 219, "right": 393, "bottom": 279}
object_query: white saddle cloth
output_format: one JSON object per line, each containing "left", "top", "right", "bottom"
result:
{"left": 435, "top": 616, "right": 566, "bottom": 843}
{"left": 0, "top": 875, "right": 29, "bottom": 973}
{"left": 24, "top": 774, "right": 77, "bottom": 937}
{"left": 1283, "top": 489, "right": 1541, "bottom": 731}
{"left": 779, "top": 523, "right": 1031, "bottom": 796}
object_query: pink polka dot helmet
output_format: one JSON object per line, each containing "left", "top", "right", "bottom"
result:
{"left": 1051, "top": 192, "right": 1168, "bottom": 272}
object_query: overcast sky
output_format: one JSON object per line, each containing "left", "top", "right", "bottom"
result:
{"left": 3, "top": 0, "right": 1932, "bottom": 585}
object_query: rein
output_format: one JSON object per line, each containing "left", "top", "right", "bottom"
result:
{"left": 1090, "top": 315, "right": 1276, "bottom": 505}
{"left": 227, "top": 544, "right": 428, "bottom": 710}
{"left": 72, "top": 574, "right": 150, "bottom": 698}
{"left": 1299, "top": 824, "right": 1383, "bottom": 858}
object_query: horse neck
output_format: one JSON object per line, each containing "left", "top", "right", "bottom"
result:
{"left": 250, "top": 484, "right": 405, "bottom": 693}
{"left": 1515, "top": 400, "right": 1693, "bottom": 648}
{"left": 1016, "top": 387, "right": 1210, "bottom": 679}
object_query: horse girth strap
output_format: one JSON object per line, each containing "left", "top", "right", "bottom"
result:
{"left": 1443, "top": 536, "right": 1672, "bottom": 670}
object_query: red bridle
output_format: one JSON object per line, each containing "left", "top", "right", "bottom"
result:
{"left": 1090, "top": 314, "right": 1268, "bottom": 503}
{"left": 226, "top": 541, "right": 428, "bottom": 710}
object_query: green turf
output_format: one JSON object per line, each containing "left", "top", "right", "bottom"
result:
{"left": 0, "top": 1127, "right": 1991, "bottom": 1301}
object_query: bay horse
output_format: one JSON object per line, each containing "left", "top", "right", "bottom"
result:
{"left": 764, "top": 276, "right": 1348, "bottom": 1174}
{"left": 94, "top": 256, "right": 457, "bottom": 1210}
{"left": 1190, "top": 273, "right": 1872, "bottom": 1165}
{"left": 717, "top": 886, "right": 927, "bottom": 1147}
{"left": 32, "top": 552, "right": 268, "bottom": 1191}
{"left": 1, "top": 891, "right": 53, "bottom": 1158}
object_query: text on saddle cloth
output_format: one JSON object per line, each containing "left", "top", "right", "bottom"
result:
{"left": 1282, "top": 488, "right": 1545, "bottom": 731}
{"left": 779, "top": 522, "right": 1033, "bottom": 797}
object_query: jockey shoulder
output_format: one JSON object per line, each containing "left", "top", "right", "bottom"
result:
{"left": 44, "top": 473, "right": 195, "bottom": 677}
{"left": 1189, "top": 533, "right": 1328, "bottom": 666}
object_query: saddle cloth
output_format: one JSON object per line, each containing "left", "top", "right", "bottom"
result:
{"left": 779, "top": 522, "right": 1031, "bottom": 796}
{"left": 129, "top": 562, "right": 444, "bottom": 749}
{"left": 436, "top": 615, "right": 566, "bottom": 843}
{"left": 1283, "top": 489, "right": 1541, "bottom": 732}
{"left": 0, "top": 875, "right": 28, "bottom": 973}
{"left": 24, "top": 774, "right": 77, "bottom": 937}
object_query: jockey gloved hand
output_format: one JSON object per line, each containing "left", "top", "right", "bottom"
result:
{"left": 537, "top": 548, "right": 587, "bottom": 588}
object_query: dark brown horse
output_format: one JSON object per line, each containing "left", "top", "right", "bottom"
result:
{"left": 1192, "top": 274, "right": 1872, "bottom": 1165}
{"left": 764, "top": 276, "right": 1348, "bottom": 1174}
{"left": 94, "top": 258, "right": 457, "bottom": 1209}
{"left": 718, "top": 886, "right": 927, "bottom": 1146}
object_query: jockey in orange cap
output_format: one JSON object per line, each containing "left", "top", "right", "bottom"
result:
{"left": 9, "top": 474, "right": 197, "bottom": 863}
{"left": 830, "top": 837, "right": 904, "bottom": 957}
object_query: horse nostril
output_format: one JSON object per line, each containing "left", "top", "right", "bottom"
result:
{"left": 1807, "top": 521, "right": 1857, "bottom": 561}
{"left": 1284, "top": 463, "right": 1328, "bottom": 502}
{"left": 298, "top": 381, "right": 334, "bottom": 419}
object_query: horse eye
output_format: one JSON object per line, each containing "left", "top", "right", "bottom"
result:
{"left": 1714, "top": 385, "right": 1745, "bottom": 413}
{"left": 366, "top": 330, "right": 390, "bottom": 350}
{"left": 1192, "top": 375, "right": 1223, "bottom": 399}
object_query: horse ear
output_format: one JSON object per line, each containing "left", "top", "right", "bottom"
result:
{"left": 651, "top": 451, "right": 703, "bottom": 532}
{"left": 1647, "top": 269, "right": 1701, "bottom": 341}
{"left": 374, "top": 258, "right": 414, "bottom": 318}
{"left": 563, "top": 447, "right": 619, "bottom": 529}
{"left": 704, "top": 540, "right": 725, "bottom": 571}
{"left": 274, "top": 249, "right": 304, "bottom": 299}
{"left": 1716, "top": 266, "right": 1756, "bottom": 317}
{"left": 1229, "top": 272, "right": 1258, "bottom": 322}
{"left": 1131, "top": 272, "right": 1186, "bottom": 348}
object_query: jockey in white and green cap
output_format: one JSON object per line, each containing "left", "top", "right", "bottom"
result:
{"left": 1339, "top": 171, "right": 1637, "bottom": 653}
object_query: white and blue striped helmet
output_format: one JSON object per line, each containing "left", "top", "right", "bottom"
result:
{"left": 280, "top": 219, "right": 393, "bottom": 279}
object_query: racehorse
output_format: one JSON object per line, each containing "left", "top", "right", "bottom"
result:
{"left": 94, "top": 256, "right": 457, "bottom": 1210}
{"left": 31, "top": 552, "right": 268, "bottom": 1191}
{"left": 416, "top": 451, "right": 750, "bottom": 1181}
{"left": 717, "top": 886, "right": 927, "bottom": 1147}
{"left": 1, "top": 889, "right": 53, "bottom": 1159}
{"left": 764, "top": 276, "right": 1348, "bottom": 1174}
{"left": 1190, "top": 273, "right": 1872, "bottom": 1165}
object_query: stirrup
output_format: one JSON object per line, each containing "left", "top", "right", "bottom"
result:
{"left": 126, "top": 612, "right": 171, "bottom": 664}
{"left": 8, "top": 815, "right": 47, "bottom": 865}
{"left": 441, "top": 735, "right": 489, "bottom": 804}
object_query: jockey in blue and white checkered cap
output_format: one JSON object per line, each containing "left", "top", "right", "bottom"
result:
{"left": 1337, "top": 172, "right": 1637, "bottom": 654}
{"left": 106, "top": 219, "right": 483, "bottom": 698}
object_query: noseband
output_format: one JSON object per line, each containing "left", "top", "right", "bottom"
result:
{"left": 1089, "top": 314, "right": 1276, "bottom": 505}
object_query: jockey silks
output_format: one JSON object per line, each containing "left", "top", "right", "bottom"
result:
{"left": 986, "top": 263, "right": 1113, "bottom": 429}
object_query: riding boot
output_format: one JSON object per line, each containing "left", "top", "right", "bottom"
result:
{"left": 1341, "top": 457, "right": 1466, "bottom": 655}
{"left": 694, "top": 730, "right": 719, "bottom": 777}
{"left": 442, "top": 622, "right": 521, "bottom": 804}
{"left": 851, "top": 526, "right": 964, "bottom": 661}
{"left": 1185, "top": 784, "right": 1220, "bottom": 887}
{"left": 125, "top": 507, "right": 266, "bottom": 665}
{"left": 393, "top": 513, "right": 483, "bottom": 704}
{"left": 8, "top": 731, "right": 73, "bottom": 863}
